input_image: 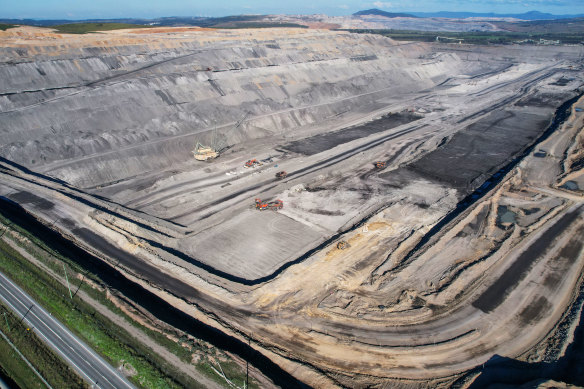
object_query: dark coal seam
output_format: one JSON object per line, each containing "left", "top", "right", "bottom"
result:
{"left": 0, "top": 157, "right": 180, "bottom": 236}
{"left": 188, "top": 123, "right": 424, "bottom": 218}
{"left": 173, "top": 93, "right": 581, "bottom": 285}
{"left": 0, "top": 199, "right": 310, "bottom": 389}
{"left": 395, "top": 91, "right": 584, "bottom": 274}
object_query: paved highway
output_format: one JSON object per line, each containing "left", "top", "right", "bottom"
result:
{"left": 0, "top": 270, "right": 135, "bottom": 389}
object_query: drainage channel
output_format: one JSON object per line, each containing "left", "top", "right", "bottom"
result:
{"left": 0, "top": 199, "right": 310, "bottom": 389}
{"left": 400, "top": 91, "right": 584, "bottom": 267}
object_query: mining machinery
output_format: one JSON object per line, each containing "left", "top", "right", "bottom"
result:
{"left": 255, "top": 198, "right": 284, "bottom": 211}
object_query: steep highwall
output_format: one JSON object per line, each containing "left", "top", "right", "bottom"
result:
{"left": 0, "top": 28, "right": 479, "bottom": 187}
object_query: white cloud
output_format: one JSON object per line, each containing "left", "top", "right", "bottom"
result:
{"left": 372, "top": 1, "right": 393, "bottom": 8}
{"left": 339, "top": 4, "right": 349, "bottom": 9}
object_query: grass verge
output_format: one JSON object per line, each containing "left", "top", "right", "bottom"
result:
{"left": 0, "top": 211, "right": 258, "bottom": 389}
{"left": 0, "top": 301, "right": 87, "bottom": 388}
{"left": 0, "top": 237, "right": 205, "bottom": 388}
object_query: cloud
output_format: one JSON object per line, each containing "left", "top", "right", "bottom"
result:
{"left": 339, "top": 4, "right": 349, "bottom": 9}
{"left": 372, "top": 1, "right": 393, "bottom": 8}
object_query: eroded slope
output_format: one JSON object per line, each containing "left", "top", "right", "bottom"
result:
{"left": 1, "top": 26, "right": 584, "bottom": 388}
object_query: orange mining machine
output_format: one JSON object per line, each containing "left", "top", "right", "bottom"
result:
{"left": 275, "top": 171, "right": 287, "bottom": 180}
{"left": 374, "top": 161, "right": 386, "bottom": 169}
{"left": 245, "top": 159, "right": 260, "bottom": 168}
{"left": 255, "top": 198, "right": 284, "bottom": 211}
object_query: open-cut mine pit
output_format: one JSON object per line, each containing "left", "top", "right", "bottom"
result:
{"left": 1, "top": 25, "right": 584, "bottom": 387}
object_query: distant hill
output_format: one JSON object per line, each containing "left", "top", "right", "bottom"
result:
{"left": 494, "top": 16, "right": 584, "bottom": 33}
{"left": 353, "top": 9, "right": 417, "bottom": 18}
{"left": 0, "top": 15, "right": 271, "bottom": 28}
{"left": 410, "top": 10, "right": 584, "bottom": 20}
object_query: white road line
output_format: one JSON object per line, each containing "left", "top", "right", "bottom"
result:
{"left": 0, "top": 272, "right": 134, "bottom": 389}
{"left": 0, "top": 272, "right": 133, "bottom": 388}
{"left": 0, "top": 286, "right": 97, "bottom": 385}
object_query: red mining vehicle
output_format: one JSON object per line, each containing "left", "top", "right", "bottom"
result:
{"left": 245, "top": 159, "right": 260, "bottom": 168}
{"left": 275, "top": 171, "right": 287, "bottom": 180}
{"left": 255, "top": 198, "right": 283, "bottom": 211}
{"left": 255, "top": 198, "right": 268, "bottom": 210}
{"left": 269, "top": 199, "right": 284, "bottom": 210}
{"left": 374, "top": 161, "right": 386, "bottom": 169}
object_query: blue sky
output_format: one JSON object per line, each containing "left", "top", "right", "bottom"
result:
{"left": 1, "top": 0, "right": 583, "bottom": 19}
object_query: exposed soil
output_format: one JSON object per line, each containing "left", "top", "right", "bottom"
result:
{"left": 1, "top": 27, "right": 584, "bottom": 388}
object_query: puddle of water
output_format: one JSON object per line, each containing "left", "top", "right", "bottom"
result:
{"left": 498, "top": 205, "right": 517, "bottom": 224}
{"left": 562, "top": 181, "right": 580, "bottom": 191}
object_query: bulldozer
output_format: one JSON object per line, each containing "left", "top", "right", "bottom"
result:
{"left": 275, "top": 171, "right": 287, "bottom": 180}
{"left": 255, "top": 198, "right": 283, "bottom": 211}
{"left": 374, "top": 161, "right": 386, "bottom": 169}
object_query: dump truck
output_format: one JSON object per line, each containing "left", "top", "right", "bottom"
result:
{"left": 255, "top": 198, "right": 283, "bottom": 211}
{"left": 245, "top": 159, "right": 261, "bottom": 168}
{"left": 275, "top": 171, "right": 287, "bottom": 180}
{"left": 255, "top": 198, "right": 268, "bottom": 210}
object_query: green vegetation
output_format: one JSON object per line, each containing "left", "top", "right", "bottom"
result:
{"left": 353, "top": 9, "right": 417, "bottom": 18}
{"left": 0, "top": 24, "right": 16, "bottom": 31}
{"left": 213, "top": 22, "right": 308, "bottom": 29}
{"left": 0, "top": 237, "right": 204, "bottom": 388}
{"left": 52, "top": 22, "right": 151, "bottom": 34}
{"left": 0, "top": 212, "right": 259, "bottom": 389}
{"left": 0, "top": 302, "right": 87, "bottom": 388}
{"left": 345, "top": 29, "right": 584, "bottom": 45}
{"left": 192, "top": 15, "right": 306, "bottom": 29}
{"left": 494, "top": 17, "right": 584, "bottom": 34}
{"left": 196, "top": 15, "right": 263, "bottom": 26}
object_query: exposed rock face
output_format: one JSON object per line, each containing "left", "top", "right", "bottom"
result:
{"left": 2, "top": 26, "right": 584, "bottom": 389}
{"left": 1, "top": 26, "right": 474, "bottom": 188}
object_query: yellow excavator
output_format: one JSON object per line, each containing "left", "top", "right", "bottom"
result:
{"left": 192, "top": 112, "right": 249, "bottom": 162}
{"left": 192, "top": 142, "right": 219, "bottom": 161}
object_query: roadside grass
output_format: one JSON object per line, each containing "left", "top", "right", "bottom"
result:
{"left": 52, "top": 23, "right": 152, "bottom": 34}
{"left": 0, "top": 24, "right": 16, "bottom": 31}
{"left": 0, "top": 301, "right": 87, "bottom": 388}
{"left": 200, "top": 358, "right": 254, "bottom": 388}
{"left": 0, "top": 213, "right": 258, "bottom": 388}
{"left": 0, "top": 238, "right": 203, "bottom": 389}
{"left": 2, "top": 222, "right": 200, "bottom": 363}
